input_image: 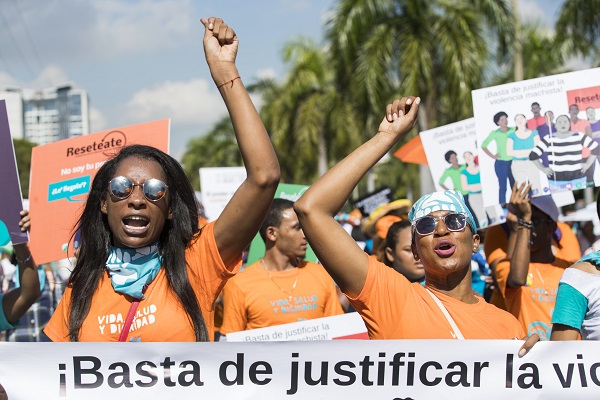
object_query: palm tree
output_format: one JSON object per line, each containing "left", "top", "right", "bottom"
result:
{"left": 555, "top": 0, "right": 600, "bottom": 58}
{"left": 326, "top": 0, "right": 514, "bottom": 132}
{"left": 255, "top": 38, "right": 363, "bottom": 184}
{"left": 325, "top": 0, "right": 514, "bottom": 197}
{"left": 489, "top": 21, "right": 567, "bottom": 85}
{"left": 13, "top": 138, "right": 35, "bottom": 198}
{"left": 180, "top": 116, "right": 242, "bottom": 191}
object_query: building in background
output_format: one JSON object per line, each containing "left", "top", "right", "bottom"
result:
{"left": 0, "top": 83, "right": 90, "bottom": 145}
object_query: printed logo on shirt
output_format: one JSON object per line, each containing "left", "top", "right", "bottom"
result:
{"left": 96, "top": 304, "right": 158, "bottom": 336}
{"left": 270, "top": 295, "right": 319, "bottom": 315}
{"left": 528, "top": 321, "right": 551, "bottom": 341}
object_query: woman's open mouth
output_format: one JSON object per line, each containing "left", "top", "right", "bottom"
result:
{"left": 122, "top": 215, "right": 150, "bottom": 235}
{"left": 434, "top": 240, "right": 456, "bottom": 257}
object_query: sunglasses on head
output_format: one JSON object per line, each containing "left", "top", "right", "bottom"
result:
{"left": 108, "top": 176, "right": 168, "bottom": 202}
{"left": 412, "top": 212, "right": 468, "bottom": 235}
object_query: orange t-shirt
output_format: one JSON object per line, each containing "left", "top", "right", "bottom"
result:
{"left": 484, "top": 222, "right": 580, "bottom": 265}
{"left": 495, "top": 258, "right": 571, "bottom": 340}
{"left": 44, "top": 222, "right": 241, "bottom": 342}
{"left": 484, "top": 222, "right": 580, "bottom": 310}
{"left": 220, "top": 260, "right": 343, "bottom": 334}
{"left": 348, "top": 257, "right": 525, "bottom": 339}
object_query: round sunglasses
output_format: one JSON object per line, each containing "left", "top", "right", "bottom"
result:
{"left": 412, "top": 212, "right": 468, "bottom": 235}
{"left": 108, "top": 176, "right": 168, "bottom": 202}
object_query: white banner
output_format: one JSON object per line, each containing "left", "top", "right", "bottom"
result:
{"left": 1, "top": 341, "right": 600, "bottom": 399}
{"left": 226, "top": 313, "right": 368, "bottom": 342}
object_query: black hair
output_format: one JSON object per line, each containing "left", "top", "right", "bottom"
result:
{"left": 383, "top": 220, "right": 412, "bottom": 267}
{"left": 67, "top": 145, "right": 208, "bottom": 341}
{"left": 444, "top": 150, "right": 457, "bottom": 163}
{"left": 531, "top": 102, "right": 540, "bottom": 108}
{"left": 259, "top": 198, "right": 294, "bottom": 242}
{"left": 493, "top": 111, "right": 507, "bottom": 125}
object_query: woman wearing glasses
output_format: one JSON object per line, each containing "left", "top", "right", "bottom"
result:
{"left": 44, "top": 17, "right": 280, "bottom": 342}
{"left": 295, "top": 98, "right": 536, "bottom": 350}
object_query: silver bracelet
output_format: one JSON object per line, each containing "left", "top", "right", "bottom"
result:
{"left": 15, "top": 253, "right": 32, "bottom": 263}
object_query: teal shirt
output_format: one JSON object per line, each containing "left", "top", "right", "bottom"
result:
{"left": 439, "top": 164, "right": 468, "bottom": 195}
{"left": 482, "top": 127, "right": 515, "bottom": 161}
{"left": 460, "top": 168, "right": 481, "bottom": 194}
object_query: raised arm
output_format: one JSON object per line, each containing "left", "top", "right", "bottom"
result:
{"left": 507, "top": 183, "right": 532, "bottom": 288}
{"left": 294, "top": 97, "right": 419, "bottom": 298}
{"left": 2, "top": 210, "right": 41, "bottom": 325}
{"left": 201, "top": 18, "right": 280, "bottom": 266}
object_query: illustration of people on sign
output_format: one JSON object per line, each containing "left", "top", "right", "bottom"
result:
{"left": 481, "top": 111, "right": 515, "bottom": 204}
{"left": 438, "top": 150, "right": 482, "bottom": 228}
{"left": 507, "top": 114, "right": 542, "bottom": 194}
{"left": 569, "top": 104, "right": 595, "bottom": 184}
{"left": 587, "top": 107, "right": 600, "bottom": 137}
{"left": 530, "top": 114, "right": 600, "bottom": 191}
{"left": 460, "top": 151, "right": 487, "bottom": 228}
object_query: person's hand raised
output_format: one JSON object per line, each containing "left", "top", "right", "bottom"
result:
{"left": 508, "top": 182, "right": 532, "bottom": 220}
{"left": 201, "top": 17, "right": 238, "bottom": 74}
{"left": 378, "top": 97, "right": 420, "bottom": 141}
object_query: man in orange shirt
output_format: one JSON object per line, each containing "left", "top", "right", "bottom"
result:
{"left": 220, "top": 199, "right": 343, "bottom": 336}
{"left": 494, "top": 183, "right": 571, "bottom": 340}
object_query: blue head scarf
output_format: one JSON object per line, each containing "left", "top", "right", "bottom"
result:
{"left": 408, "top": 190, "right": 477, "bottom": 233}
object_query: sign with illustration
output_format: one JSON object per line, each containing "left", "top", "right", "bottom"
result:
{"left": 29, "top": 120, "right": 170, "bottom": 264}
{"left": 0, "top": 100, "right": 28, "bottom": 246}
{"left": 420, "top": 118, "right": 505, "bottom": 229}
{"left": 472, "top": 68, "right": 600, "bottom": 207}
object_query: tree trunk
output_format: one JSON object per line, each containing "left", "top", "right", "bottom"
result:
{"left": 317, "top": 128, "right": 328, "bottom": 176}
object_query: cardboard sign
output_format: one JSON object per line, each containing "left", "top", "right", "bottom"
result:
{"left": 472, "top": 68, "right": 600, "bottom": 206}
{"left": 419, "top": 118, "right": 505, "bottom": 229}
{"left": 0, "top": 100, "right": 27, "bottom": 245}
{"left": 225, "top": 312, "right": 368, "bottom": 342}
{"left": 29, "top": 120, "right": 170, "bottom": 264}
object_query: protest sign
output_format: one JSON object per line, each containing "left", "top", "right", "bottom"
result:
{"left": 29, "top": 120, "right": 170, "bottom": 264}
{"left": 352, "top": 187, "right": 395, "bottom": 217}
{"left": 473, "top": 68, "right": 600, "bottom": 207}
{"left": 0, "top": 100, "right": 28, "bottom": 245}
{"left": 246, "top": 183, "right": 316, "bottom": 265}
{"left": 225, "top": 312, "right": 368, "bottom": 342}
{"left": 0, "top": 340, "right": 599, "bottom": 399}
{"left": 199, "top": 167, "right": 247, "bottom": 221}
{"left": 419, "top": 118, "right": 505, "bottom": 229}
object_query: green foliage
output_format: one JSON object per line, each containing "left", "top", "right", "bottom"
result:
{"left": 324, "top": 0, "right": 513, "bottom": 196}
{"left": 254, "top": 38, "right": 363, "bottom": 184}
{"left": 489, "top": 22, "right": 568, "bottom": 85}
{"left": 180, "top": 117, "right": 242, "bottom": 191}
{"left": 555, "top": 0, "right": 600, "bottom": 57}
{"left": 12, "top": 138, "right": 35, "bottom": 198}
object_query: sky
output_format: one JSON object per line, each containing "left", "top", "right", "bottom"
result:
{"left": 0, "top": 0, "right": 574, "bottom": 160}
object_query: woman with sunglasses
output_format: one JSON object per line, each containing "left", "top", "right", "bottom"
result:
{"left": 44, "top": 17, "right": 280, "bottom": 342}
{"left": 295, "top": 98, "right": 537, "bottom": 351}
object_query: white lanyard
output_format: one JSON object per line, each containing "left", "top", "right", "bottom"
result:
{"left": 425, "top": 288, "right": 465, "bottom": 340}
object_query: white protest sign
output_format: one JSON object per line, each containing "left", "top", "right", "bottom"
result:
{"left": 200, "top": 167, "right": 246, "bottom": 221}
{"left": 1, "top": 341, "right": 600, "bottom": 399}
{"left": 419, "top": 118, "right": 505, "bottom": 228}
{"left": 225, "top": 312, "right": 368, "bottom": 342}
{"left": 473, "top": 68, "right": 600, "bottom": 207}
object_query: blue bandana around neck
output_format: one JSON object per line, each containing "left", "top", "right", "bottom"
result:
{"left": 105, "top": 243, "right": 161, "bottom": 299}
